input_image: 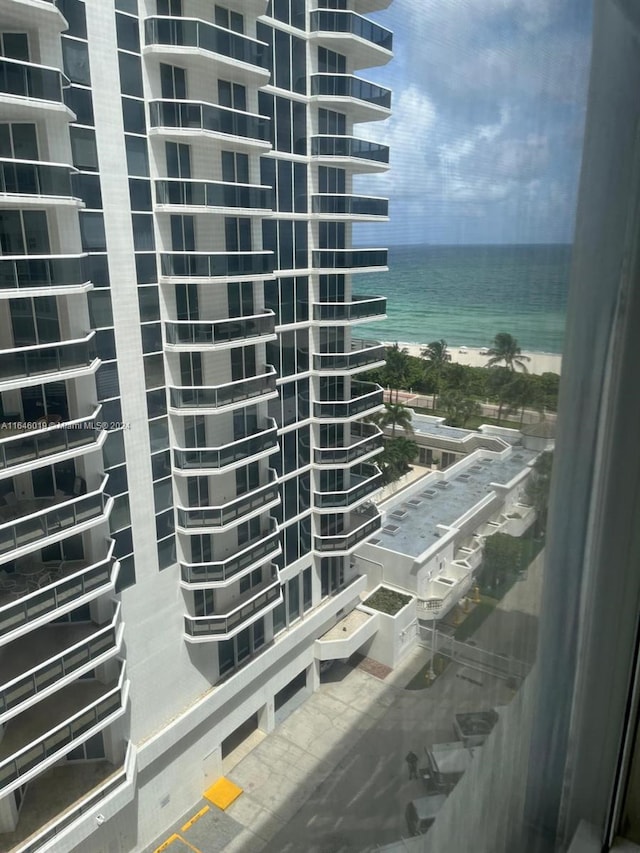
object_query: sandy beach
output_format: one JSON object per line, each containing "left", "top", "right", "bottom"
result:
{"left": 384, "top": 342, "right": 562, "bottom": 376}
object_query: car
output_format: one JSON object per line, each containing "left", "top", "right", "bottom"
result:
{"left": 405, "top": 794, "right": 448, "bottom": 836}
{"left": 479, "top": 347, "right": 490, "bottom": 355}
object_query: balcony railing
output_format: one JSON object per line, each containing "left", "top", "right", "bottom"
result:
{"left": 315, "top": 464, "right": 382, "bottom": 509}
{"left": 312, "top": 194, "right": 388, "bottom": 217}
{"left": 314, "top": 380, "right": 384, "bottom": 420}
{"left": 312, "top": 339, "right": 386, "bottom": 371}
{"left": 150, "top": 99, "right": 270, "bottom": 143}
{"left": 176, "top": 470, "right": 279, "bottom": 530}
{"left": 155, "top": 178, "right": 271, "bottom": 210}
{"left": 180, "top": 522, "right": 280, "bottom": 585}
{"left": 0, "top": 333, "right": 97, "bottom": 384}
{"left": 0, "top": 543, "right": 117, "bottom": 641}
{"left": 310, "top": 10, "right": 393, "bottom": 51}
{"left": 173, "top": 419, "right": 278, "bottom": 471}
{"left": 0, "top": 254, "right": 90, "bottom": 293}
{"left": 0, "top": 475, "right": 110, "bottom": 558}
{"left": 0, "top": 159, "right": 76, "bottom": 199}
{"left": 0, "top": 57, "right": 67, "bottom": 104}
{"left": 160, "top": 250, "right": 273, "bottom": 279}
{"left": 0, "top": 406, "right": 104, "bottom": 473}
{"left": 314, "top": 422, "right": 383, "bottom": 465}
{"left": 165, "top": 311, "right": 275, "bottom": 348}
{"left": 311, "top": 135, "right": 390, "bottom": 164}
{"left": 0, "top": 604, "right": 121, "bottom": 719}
{"left": 184, "top": 578, "right": 281, "bottom": 639}
{"left": 313, "top": 248, "right": 388, "bottom": 270}
{"left": 312, "top": 295, "right": 387, "bottom": 322}
{"left": 314, "top": 506, "right": 382, "bottom": 552}
{"left": 310, "top": 74, "right": 391, "bottom": 110}
{"left": 144, "top": 16, "right": 269, "bottom": 69}
{"left": 0, "top": 662, "right": 126, "bottom": 795}
{"left": 169, "top": 366, "right": 277, "bottom": 410}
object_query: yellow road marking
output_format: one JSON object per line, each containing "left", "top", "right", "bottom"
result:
{"left": 181, "top": 805, "right": 210, "bottom": 832}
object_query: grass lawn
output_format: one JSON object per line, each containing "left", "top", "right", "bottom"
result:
{"left": 412, "top": 406, "right": 522, "bottom": 431}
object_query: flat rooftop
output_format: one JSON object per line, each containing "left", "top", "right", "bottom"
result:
{"left": 411, "top": 414, "right": 475, "bottom": 440}
{"left": 370, "top": 448, "right": 537, "bottom": 558}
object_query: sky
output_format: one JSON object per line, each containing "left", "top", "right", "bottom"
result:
{"left": 353, "top": 0, "right": 593, "bottom": 246}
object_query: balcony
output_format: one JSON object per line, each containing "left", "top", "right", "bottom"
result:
{"left": 144, "top": 17, "right": 269, "bottom": 78}
{"left": 0, "top": 542, "right": 118, "bottom": 644}
{"left": 0, "top": 254, "right": 91, "bottom": 296}
{"left": 184, "top": 574, "right": 282, "bottom": 641}
{"left": 0, "top": 158, "right": 79, "bottom": 206}
{"left": 315, "top": 464, "right": 383, "bottom": 510}
{"left": 164, "top": 310, "right": 276, "bottom": 351}
{"left": 311, "top": 135, "right": 389, "bottom": 171}
{"left": 314, "top": 422, "right": 383, "bottom": 465}
{"left": 173, "top": 418, "right": 278, "bottom": 473}
{"left": 169, "top": 366, "right": 277, "bottom": 413}
{"left": 312, "top": 294, "right": 387, "bottom": 323}
{"left": 310, "top": 74, "right": 391, "bottom": 122}
{"left": 160, "top": 250, "right": 273, "bottom": 281}
{"left": 0, "top": 406, "right": 105, "bottom": 476}
{"left": 0, "top": 475, "right": 111, "bottom": 562}
{"left": 176, "top": 469, "right": 280, "bottom": 532}
{"left": 314, "top": 504, "right": 382, "bottom": 553}
{"left": 312, "top": 339, "right": 386, "bottom": 373}
{"left": 313, "top": 380, "right": 384, "bottom": 420}
{"left": 0, "top": 603, "right": 123, "bottom": 724}
{"left": 155, "top": 178, "right": 271, "bottom": 212}
{"left": 180, "top": 521, "right": 280, "bottom": 586}
{"left": 0, "top": 333, "right": 99, "bottom": 391}
{"left": 310, "top": 10, "right": 392, "bottom": 68}
{"left": 0, "top": 661, "right": 127, "bottom": 796}
{"left": 312, "top": 248, "right": 388, "bottom": 273}
{"left": 312, "top": 193, "right": 388, "bottom": 219}
{"left": 0, "top": 58, "right": 69, "bottom": 116}
{"left": 149, "top": 100, "right": 270, "bottom": 148}
{"left": 3, "top": 0, "right": 69, "bottom": 27}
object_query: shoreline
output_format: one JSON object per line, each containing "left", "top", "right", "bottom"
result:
{"left": 383, "top": 341, "right": 562, "bottom": 376}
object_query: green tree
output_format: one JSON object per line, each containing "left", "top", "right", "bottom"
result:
{"left": 525, "top": 450, "right": 554, "bottom": 533}
{"left": 485, "top": 367, "right": 513, "bottom": 424}
{"left": 439, "top": 390, "right": 482, "bottom": 427}
{"left": 503, "top": 374, "right": 533, "bottom": 426}
{"left": 373, "top": 402, "right": 414, "bottom": 438}
{"left": 486, "top": 332, "right": 531, "bottom": 372}
{"left": 380, "top": 436, "right": 419, "bottom": 483}
{"left": 421, "top": 339, "right": 451, "bottom": 409}
{"left": 482, "top": 533, "right": 522, "bottom": 589}
{"left": 382, "top": 343, "right": 412, "bottom": 403}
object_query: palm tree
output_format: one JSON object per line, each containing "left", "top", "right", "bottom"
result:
{"left": 381, "top": 436, "right": 419, "bottom": 483}
{"left": 439, "top": 390, "right": 481, "bottom": 427}
{"left": 486, "top": 332, "right": 531, "bottom": 372}
{"left": 374, "top": 402, "right": 414, "bottom": 438}
{"left": 383, "top": 343, "right": 411, "bottom": 403}
{"left": 421, "top": 339, "right": 451, "bottom": 409}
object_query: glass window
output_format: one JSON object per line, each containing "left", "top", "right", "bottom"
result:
{"left": 116, "top": 13, "right": 140, "bottom": 52}
{"left": 142, "top": 322, "right": 162, "bottom": 353}
{"left": 303, "top": 567, "right": 312, "bottom": 611}
{"left": 58, "top": 1, "right": 87, "bottom": 39}
{"left": 158, "top": 536, "right": 175, "bottom": 570}
{"left": 125, "top": 136, "right": 149, "bottom": 176}
{"left": 96, "top": 330, "right": 117, "bottom": 362}
{"left": 80, "top": 212, "right": 107, "bottom": 251}
{"left": 149, "top": 417, "right": 169, "bottom": 452}
{"left": 132, "top": 214, "right": 155, "bottom": 250}
{"left": 118, "top": 52, "right": 144, "bottom": 97}
{"left": 136, "top": 253, "right": 157, "bottom": 284}
{"left": 122, "top": 97, "right": 146, "bottom": 133}
{"left": 89, "top": 291, "right": 113, "bottom": 329}
{"left": 65, "top": 87, "right": 94, "bottom": 126}
{"left": 62, "top": 40, "right": 91, "bottom": 85}
{"left": 129, "top": 179, "right": 152, "bottom": 211}
{"left": 138, "top": 287, "right": 160, "bottom": 321}
{"left": 115, "top": 555, "right": 136, "bottom": 592}
{"left": 73, "top": 173, "right": 102, "bottom": 209}
{"left": 107, "top": 464, "right": 128, "bottom": 497}
{"left": 103, "top": 430, "right": 125, "bottom": 468}
{"left": 70, "top": 127, "right": 99, "bottom": 171}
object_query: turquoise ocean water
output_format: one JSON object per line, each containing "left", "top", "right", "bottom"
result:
{"left": 355, "top": 244, "right": 570, "bottom": 354}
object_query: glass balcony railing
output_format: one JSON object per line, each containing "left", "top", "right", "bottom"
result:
{"left": 310, "top": 74, "right": 392, "bottom": 110}
{"left": 314, "top": 422, "right": 383, "bottom": 465}
{"left": 176, "top": 471, "right": 279, "bottom": 530}
{"left": 0, "top": 334, "right": 97, "bottom": 384}
{"left": 310, "top": 10, "right": 393, "bottom": 51}
{"left": 173, "top": 419, "right": 278, "bottom": 471}
{"left": 312, "top": 295, "right": 387, "bottom": 322}
{"left": 311, "top": 135, "right": 390, "bottom": 164}
{"left": 169, "top": 367, "right": 277, "bottom": 410}
{"left": 313, "top": 380, "right": 383, "bottom": 419}
{"left": 160, "top": 250, "right": 273, "bottom": 279}
{"left": 0, "top": 543, "right": 117, "bottom": 640}
{"left": 144, "top": 17, "right": 268, "bottom": 69}
{"left": 0, "top": 58, "right": 67, "bottom": 104}
{"left": 0, "top": 606, "right": 120, "bottom": 718}
{"left": 155, "top": 178, "right": 271, "bottom": 210}
{"left": 0, "top": 663, "right": 126, "bottom": 794}
{"left": 315, "top": 464, "right": 383, "bottom": 509}
{"left": 149, "top": 100, "right": 270, "bottom": 142}
{"left": 0, "top": 475, "right": 110, "bottom": 558}
{"left": 0, "top": 406, "right": 103, "bottom": 473}
{"left": 312, "top": 194, "right": 388, "bottom": 217}
{"left": 313, "top": 249, "right": 388, "bottom": 270}
{"left": 165, "top": 311, "right": 275, "bottom": 347}
{"left": 184, "top": 578, "right": 282, "bottom": 639}
{"left": 313, "top": 339, "right": 386, "bottom": 371}
{"left": 0, "top": 159, "right": 75, "bottom": 198}
{"left": 314, "top": 506, "right": 382, "bottom": 552}
{"left": 0, "top": 254, "right": 90, "bottom": 292}
{"left": 180, "top": 522, "right": 280, "bottom": 585}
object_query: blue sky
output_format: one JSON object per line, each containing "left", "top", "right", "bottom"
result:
{"left": 353, "top": 0, "right": 593, "bottom": 246}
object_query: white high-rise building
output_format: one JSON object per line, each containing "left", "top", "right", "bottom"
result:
{"left": 0, "top": 0, "right": 392, "bottom": 849}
